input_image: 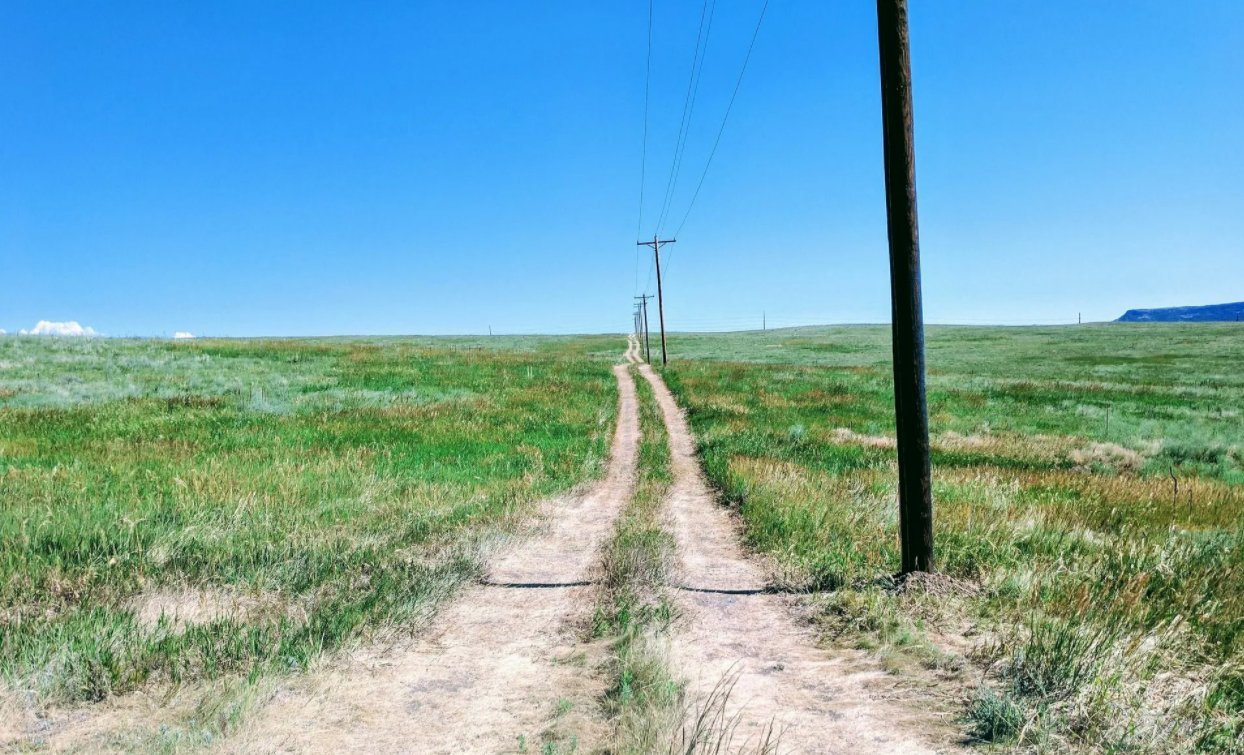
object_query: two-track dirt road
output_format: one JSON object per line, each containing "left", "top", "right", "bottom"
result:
{"left": 637, "top": 362, "right": 952, "bottom": 754}
{"left": 233, "top": 335, "right": 955, "bottom": 753}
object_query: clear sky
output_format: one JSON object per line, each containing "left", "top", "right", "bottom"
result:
{"left": 2, "top": 1, "right": 1241, "bottom": 336}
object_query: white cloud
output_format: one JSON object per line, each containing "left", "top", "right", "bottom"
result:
{"left": 20, "top": 320, "right": 99, "bottom": 337}
{"left": 0, "top": 329, "right": 6, "bottom": 335}
{"left": 173, "top": 331, "right": 195, "bottom": 340}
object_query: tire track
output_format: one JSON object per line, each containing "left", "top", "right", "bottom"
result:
{"left": 227, "top": 354, "right": 643, "bottom": 753}
{"left": 637, "top": 364, "right": 957, "bottom": 754}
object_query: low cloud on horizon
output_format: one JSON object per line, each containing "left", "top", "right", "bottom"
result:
{"left": 173, "top": 331, "right": 195, "bottom": 339}
{"left": 18, "top": 320, "right": 99, "bottom": 337}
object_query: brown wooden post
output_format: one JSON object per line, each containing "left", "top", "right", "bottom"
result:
{"left": 637, "top": 235, "right": 675, "bottom": 366}
{"left": 876, "top": 0, "right": 934, "bottom": 573}
{"left": 635, "top": 294, "right": 653, "bottom": 363}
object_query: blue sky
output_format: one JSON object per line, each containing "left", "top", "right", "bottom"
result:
{"left": 2, "top": 1, "right": 1241, "bottom": 336}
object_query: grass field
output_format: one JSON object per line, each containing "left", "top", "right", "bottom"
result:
{"left": 0, "top": 335, "right": 618, "bottom": 720}
{"left": 4, "top": 325, "right": 1241, "bottom": 752}
{"left": 664, "top": 323, "right": 1244, "bottom": 752}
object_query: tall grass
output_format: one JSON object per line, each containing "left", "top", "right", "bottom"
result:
{"left": 0, "top": 337, "right": 617, "bottom": 720}
{"left": 664, "top": 324, "right": 1244, "bottom": 752}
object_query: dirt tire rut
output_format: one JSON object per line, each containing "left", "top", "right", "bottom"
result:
{"left": 228, "top": 355, "right": 643, "bottom": 753}
{"left": 637, "top": 364, "right": 958, "bottom": 754}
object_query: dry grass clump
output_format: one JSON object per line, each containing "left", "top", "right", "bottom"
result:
{"left": 827, "top": 427, "right": 895, "bottom": 449}
{"left": 671, "top": 672, "right": 780, "bottom": 754}
{"left": 1069, "top": 440, "right": 1146, "bottom": 472}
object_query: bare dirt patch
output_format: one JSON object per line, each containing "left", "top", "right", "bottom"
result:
{"left": 828, "top": 427, "right": 895, "bottom": 449}
{"left": 131, "top": 587, "right": 262, "bottom": 632}
{"left": 639, "top": 364, "right": 963, "bottom": 754}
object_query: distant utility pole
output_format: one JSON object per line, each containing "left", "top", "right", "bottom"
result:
{"left": 636, "top": 235, "right": 676, "bottom": 365}
{"left": 876, "top": 0, "right": 934, "bottom": 574}
{"left": 635, "top": 294, "right": 653, "bottom": 363}
{"left": 763, "top": 311, "right": 766, "bottom": 331}
{"left": 1078, "top": 312, "right": 1082, "bottom": 325}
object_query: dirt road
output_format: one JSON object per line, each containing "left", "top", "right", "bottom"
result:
{"left": 227, "top": 348, "right": 644, "bottom": 753}
{"left": 637, "top": 363, "right": 955, "bottom": 754}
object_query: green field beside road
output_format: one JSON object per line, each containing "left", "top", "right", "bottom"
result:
{"left": 0, "top": 335, "right": 618, "bottom": 713}
{"left": 665, "top": 323, "right": 1243, "bottom": 752}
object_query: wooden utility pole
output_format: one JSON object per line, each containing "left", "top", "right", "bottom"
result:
{"left": 635, "top": 294, "right": 653, "bottom": 363}
{"left": 876, "top": 0, "right": 933, "bottom": 574}
{"left": 636, "top": 235, "right": 675, "bottom": 365}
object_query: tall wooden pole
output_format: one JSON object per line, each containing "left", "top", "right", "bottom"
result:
{"left": 642, "top": 298, "right": 651, "bottom": 362}
{"left": 654, "top": 237, "right": 668, "bottom": 365}
{"left": 637, "top": 235, "right": 675, "bottom": 366}
{"left": 635, "top": 294, "right": 653, "bottom": 363}
{"left": 876, "top": 0, "right": 933, "bottom": 573}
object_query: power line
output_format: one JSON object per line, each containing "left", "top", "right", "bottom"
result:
{"left": 652, "top": 0, "right": 716, "bottom": 236}
{"left": 672, "top": 0, "right": 769, "bottom": 240}
{"left": 655, "top": 0, "right": 770, "bottom": 285}
{"left": 634, "top": 0, "right": 654, "bottom": 296}
{"left": 657, "top": 0, "right": 717, "bottom": 234}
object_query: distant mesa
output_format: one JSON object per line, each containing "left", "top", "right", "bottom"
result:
{"left": 1116, "top": 301, "right": 1244, "bottom": 323}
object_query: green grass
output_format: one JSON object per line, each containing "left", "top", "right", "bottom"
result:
{"left": 0, "top": 335, "right": 618, "bottom": 716}
{"left": 663, "top": 323, "right": 1244, "bottom": 753}
{"left": 592, "top": 367, "right": 681, "bottom": 753}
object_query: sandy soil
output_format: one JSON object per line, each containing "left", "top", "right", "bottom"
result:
{"left": 637, "top": 363, "right": 961, "bottom": 754}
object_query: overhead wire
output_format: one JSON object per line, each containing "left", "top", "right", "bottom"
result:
{"left": 637, "top": 0, "right": 768, "bottom": 303}
{"left": 634, "top": 0, "right": 654, "bottom": 297}
{"left": 652, "top": 0, "right": 716, "bottom": 236}
{"left": 659, "top": 0, "right": 770, "bottom": 285}
{"left": 672, "top": 0, "right": 769, "bottom": 240}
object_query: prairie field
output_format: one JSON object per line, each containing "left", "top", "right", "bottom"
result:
{"left": 0, "top": 335, "right": 618, "bottom": 725}
{"left": 664, "top": 323, "right": 1244, "bottom": 751}
{"left": 2, "top": 325, "right": 1241, "bottom": 753}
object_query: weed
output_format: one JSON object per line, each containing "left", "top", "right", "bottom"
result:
{"left": 967, "top": 685, "right": 1026, "bottom": 743}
